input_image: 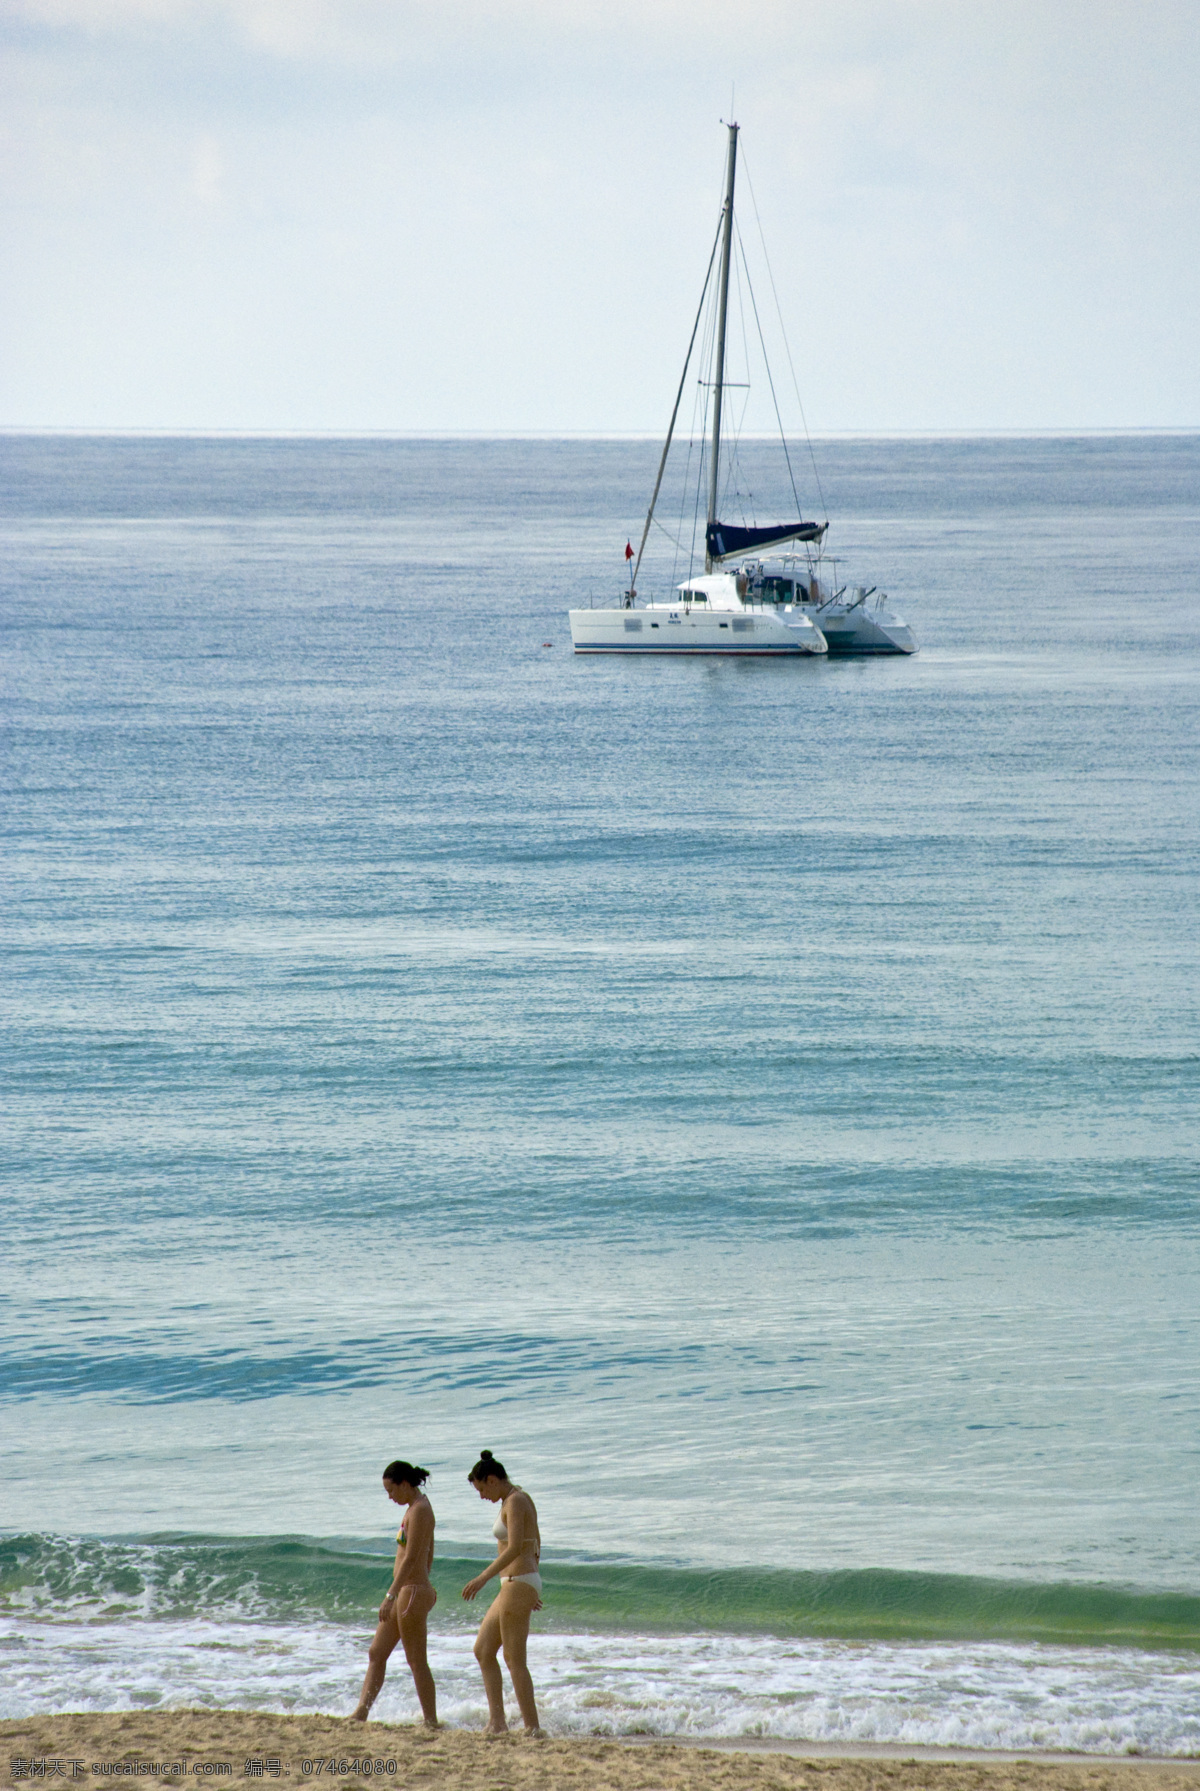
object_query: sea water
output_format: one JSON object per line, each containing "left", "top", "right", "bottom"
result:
{"left": 2, "top": 434, "right": 1199, "bottom": 1748}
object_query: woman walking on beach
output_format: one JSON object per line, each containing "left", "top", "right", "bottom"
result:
{"left": 461, "top": 1448, "right": 543, "bottom": 1735}
{"left": 353, "top": 1460, "right": 438, "bottom": 1727}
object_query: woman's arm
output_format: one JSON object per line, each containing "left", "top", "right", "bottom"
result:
{"left": 460, "top": 1496, "right": 529, "bottom": 1600}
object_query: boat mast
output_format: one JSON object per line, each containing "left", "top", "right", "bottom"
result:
{"left": 706, "top": 121, "right": 738, "bottom": 572}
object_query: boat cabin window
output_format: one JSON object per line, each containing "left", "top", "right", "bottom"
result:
{"left": 683, "top": 591, "right": 706, "bottom": 603}
{"left": 759, "top": 576, "right": 794, "bottom": 604}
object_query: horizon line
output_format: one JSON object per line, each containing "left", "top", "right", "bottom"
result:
{"left": 2, "top": 425, "right": 1199, "bottom": 443}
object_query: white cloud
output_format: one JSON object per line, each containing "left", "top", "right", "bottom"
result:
{"left": 190, "top": 131, "right": 222, "bottom": 206}
{"left": 2, "top": 0, "right": 1199, "bottom": 429}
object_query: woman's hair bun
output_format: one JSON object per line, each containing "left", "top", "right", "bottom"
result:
{"left": 468, "top": 1448, "right": 507, "bottom": 1482}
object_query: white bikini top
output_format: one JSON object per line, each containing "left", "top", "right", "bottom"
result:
{"left": 493, "top": 1494, "right": 539, "bottom": 1559}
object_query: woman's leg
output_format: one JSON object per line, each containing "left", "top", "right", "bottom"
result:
{"left": 472, "top": 1595, "right": 509, "bottom": 1733}
{"left": 397, "top": 1586, "right": 439, "bottom": 1727}
{"left": 353, "top": 1611, "right": 401, "bottom": 1720}
{"left": 498, "top": 1584, "right": 542, "bottom": 1734}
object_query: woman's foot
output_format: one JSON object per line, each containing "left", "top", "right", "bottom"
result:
{"left": 351, "top": 1707, "right": 369, "bottom": 1723}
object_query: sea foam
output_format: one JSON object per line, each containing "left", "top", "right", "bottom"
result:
{"left": 3, "top": 1614, "right": 1200, "bottom": 1755}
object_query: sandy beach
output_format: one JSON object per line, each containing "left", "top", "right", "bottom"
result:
{"left": 4, "top": 1715, "right": 1199, "bottom": 1791}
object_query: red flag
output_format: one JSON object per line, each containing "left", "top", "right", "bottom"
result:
{"left": 625, "top": 541, "right": 634, "bottom": 561}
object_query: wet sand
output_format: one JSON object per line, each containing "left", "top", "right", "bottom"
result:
{"left": 3, "top": 1713, "right": 1199, "bottom": 1791}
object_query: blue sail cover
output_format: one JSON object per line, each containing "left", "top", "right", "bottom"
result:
{"left": 707, "top": 519, "right": 827, "bottom": 559}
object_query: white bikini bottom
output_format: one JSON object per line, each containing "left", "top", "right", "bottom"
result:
{"left": 502, "top": 1571, "right": 542, "bottom": 1592}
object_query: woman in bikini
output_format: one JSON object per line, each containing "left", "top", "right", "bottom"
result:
{"left": 461, "top": 1448, "right": 543, "bottom": 1735}
{"left": 353, "top": 1460, "right": 438, "bottom": 1726}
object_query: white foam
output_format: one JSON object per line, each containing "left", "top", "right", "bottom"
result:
{"left": 3, "top": 1618, "right": 1199, "bottom": 1755}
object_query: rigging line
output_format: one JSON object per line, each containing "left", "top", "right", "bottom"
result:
{"left": 672, "top": 428, "right": 695, "bottom": 585}
{"left": 718, "top": 346, "right": 749, "bottom": 526}
{"left": 734, "top": 217, "right": 802, "bottom": 519}
{"left": 690, "top": 378, "right": 710, "bottom": 576}
{"left": 674, "top": 378, "right": 703, "bottom": 585}
{"left": 688, "top": 275, "right": 718, "bottom": 579}
{"left": 727, "top": 232, "right": 754, "bottom": 525}
{"left": 630, "top": 211, "right": 724, "bottom": 591}
{"left": 719, "top": 250, "right": 753, "bottom": 530}
{"left": 678, "top": 379, "right": 705, "bottom": 581}
{"left": 651, "top": 513, "right": 688, "bottom": 553}
{"left": 733, "top": 220, "right": 753, "bottom": 436}
{"left": 729, "top": 384, "right": 755, "bottom": 526}
{"left": 739, "top": 147, "right": 828, "bottom": 524}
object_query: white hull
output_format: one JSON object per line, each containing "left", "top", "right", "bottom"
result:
{"left": 569, "top": 601, "right": 826, "bottom": 656}
{"left": 806, "top": 603, "right": 917, "bottom": 655}
{"left": 743, "top": 567, "right": 918, "bottom": 655}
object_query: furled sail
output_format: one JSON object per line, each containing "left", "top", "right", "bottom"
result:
{"left": 706, "top": 520, "right": 827, "bottom": 561}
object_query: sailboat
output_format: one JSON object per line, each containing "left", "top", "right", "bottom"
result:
{"left": 569, "top": 124, "right": 916, "bottom": 657}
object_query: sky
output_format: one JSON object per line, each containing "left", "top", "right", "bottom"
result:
{"left": 2, "top": 0, "right": 1199, "bottom": 433}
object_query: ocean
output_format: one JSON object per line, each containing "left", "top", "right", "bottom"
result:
{"left": 2, "top": 432, "right": 1199, "bottom": 1750}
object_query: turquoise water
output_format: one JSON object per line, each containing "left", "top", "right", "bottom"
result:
{"left": 2, "top": 434, "right": 1199, "bottom": 1744}
{"left": 6, "top": 1534, "right": 1200, "bottom": 1651}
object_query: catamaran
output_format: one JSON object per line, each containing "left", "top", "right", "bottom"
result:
{"left": 569, "top": 123, "right": 917, "bottom": 657}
